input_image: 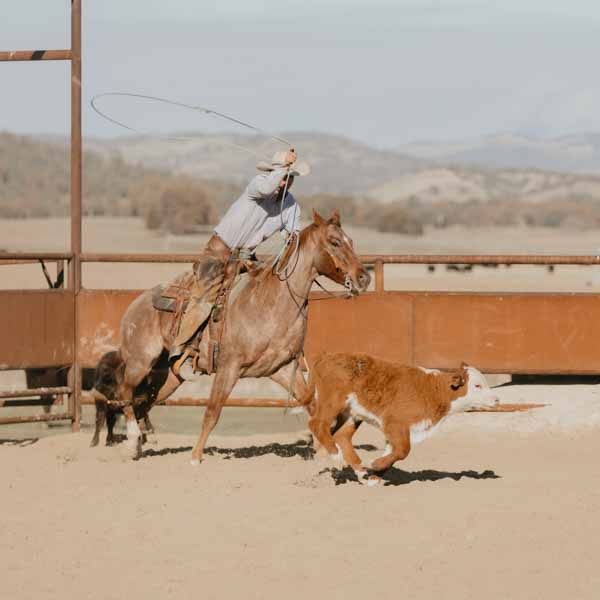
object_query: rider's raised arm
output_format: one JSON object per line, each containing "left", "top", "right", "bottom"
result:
{"left": 248, "top": 168, "right": 289, "bottom": 199}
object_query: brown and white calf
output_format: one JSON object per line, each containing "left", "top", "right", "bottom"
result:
{"left": 301, "top": 353, "right": 499, "bottom": 482}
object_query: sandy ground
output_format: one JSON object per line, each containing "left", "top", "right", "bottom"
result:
{"left": 3, "top": 399, "right": 600, "bottom": 600}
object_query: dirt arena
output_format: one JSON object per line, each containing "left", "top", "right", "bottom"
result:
{"left": 3, "top": 217, "right": 600, "bottom": 598}
{"left": 3, "top": 386, "right": 600, "bottom": 600}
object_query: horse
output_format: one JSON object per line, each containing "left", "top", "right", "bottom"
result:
{"left": 117, "top": 210, "right": 371, "bottom": 463}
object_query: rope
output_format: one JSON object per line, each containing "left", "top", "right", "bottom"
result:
{"left": 90, "top": 92, "right": 292, "bottom": 160}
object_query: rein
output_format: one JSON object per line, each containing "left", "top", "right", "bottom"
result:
{"left": 312, "top": 279, "right": 356, "bottom": 300}
{"left": 272, "top": 226, "right": 357, "bottom": 311}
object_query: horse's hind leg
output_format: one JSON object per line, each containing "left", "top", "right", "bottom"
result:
{"left": 90, "top": 400, "right": 106, "bottom": 447}
{"left": 190, "top": 364, "right": 239, "bottom": 465}
{"left": 118, "top": 362, "right": 151, "bottom": 458}
{"left": 143, "top": 413, "right": 155, "bottom": 434}
{"left": 106, "top": 409, "right": 117, "bottom": 446}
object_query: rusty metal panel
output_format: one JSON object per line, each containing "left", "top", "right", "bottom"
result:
{"left": 0, "top": 290, "right": 73, "bottom": 368}
{"left": 413, "top": 292, "right": 600, "bottom": 374}
{"left": 305, "top": 293, "right": 413, "bottom": 363}
{"left": 77, "top": 289, "right": 600, "bottom": 375}
{"left": 78, "top": 290, "right": 141, "bottom": 367}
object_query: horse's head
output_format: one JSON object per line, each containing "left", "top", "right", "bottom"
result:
{"left": 310, "top": 209, "right": 371, "bottom": 294}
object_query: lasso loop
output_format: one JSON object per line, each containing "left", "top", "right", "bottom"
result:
{"left": 90, "top": 92, "right": 292, "bottom": 160}
{"left": 92, "top": 92, "right": 309, "bottom": 300}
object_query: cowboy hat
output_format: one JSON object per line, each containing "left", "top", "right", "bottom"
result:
{"left": 256, "top": 150, "right": 311, "bottom": 177}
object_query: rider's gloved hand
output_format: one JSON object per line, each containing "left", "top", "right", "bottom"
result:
{"left": 285, "top": 148, "right": 297, "bottom": 166}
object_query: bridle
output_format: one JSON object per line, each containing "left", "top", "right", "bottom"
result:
{"left": 273, "top": 229, "right": 359, "bottom": 316}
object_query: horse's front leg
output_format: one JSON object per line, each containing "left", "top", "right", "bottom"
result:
{"left": 268, "top": 359, "right": 308, "bottom": 408}
{"left": 190, "top": 364, "right": 239, "bottom": 465}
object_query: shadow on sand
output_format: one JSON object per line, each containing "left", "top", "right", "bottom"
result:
{"left": 321, "top": 466, "right": 500, "bottom": 487}
{"left": 140, "top": 439, "right": 317, "bottom": 461}
{"left": 139, "top": 440, "right": 497, "bottom": 489}
{"left": 0, "top": 438, "right": 39, "bottom": 447}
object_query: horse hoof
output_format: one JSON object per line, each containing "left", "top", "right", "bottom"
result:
{"left": 125, "top": 438, "right": 142, "bottom": 459}
{"left": 330, "top": 446, "right": 344, "bottom": 468}
{"left": 190, "top": 458, "right": 201, "bottom": 467}
{"left": 366, "top": 476, "right": 382, "bottom": 488}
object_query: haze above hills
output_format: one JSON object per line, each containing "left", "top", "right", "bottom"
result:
{"left": 399, "top": 132, "right": 600, "bottom": 174}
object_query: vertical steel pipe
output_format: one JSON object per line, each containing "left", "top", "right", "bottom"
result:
{"left": 374, "top": 259, "right": 384, "bottom": 293}
{"left": 69, "top": 0, "right": 82, "bottom": 431}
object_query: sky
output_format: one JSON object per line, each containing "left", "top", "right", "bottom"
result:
{"left": 3, "top": 0, "right": 600, "bottom": 147}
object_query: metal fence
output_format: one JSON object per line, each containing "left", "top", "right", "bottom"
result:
{"left": 2, "top": 2, "right": 600, "bottom": 428}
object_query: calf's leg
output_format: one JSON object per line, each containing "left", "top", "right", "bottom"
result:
{"left": 370, "top": 420, "right": 411, "bottom": 472}
{"left": 309, "top": 413, "right": 345, "bottom": 467}
{"left": 333, "top": 418, "right": 364, "bottom": 473}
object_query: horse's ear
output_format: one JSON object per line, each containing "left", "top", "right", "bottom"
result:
{"left": 312, "top": 209, "right": 325, "bottom": 225}
{"left": 328, "top": 210, "right": 341, "bottom": 226}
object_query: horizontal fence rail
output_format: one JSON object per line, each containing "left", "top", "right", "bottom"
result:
{"left": 0, "top": 386, "right": 71, "bottom": 400}
{"left": 0, "top": 252, "right": 72, "bottom": 261}
{"left": 0, "top": 413, "right": 72, "bottom": 426}
{"left": 81, "top": 394, "right": 299, "bottom": 409}
{"left": 0, "top": 49, "right": 72, "bottom": 61}
{"left": 80, "top": 253, "right": 600, "bottom": 265}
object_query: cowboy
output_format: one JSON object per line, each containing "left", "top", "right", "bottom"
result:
{"left": 170, "top": 148, "right": 310, "bottom": 370}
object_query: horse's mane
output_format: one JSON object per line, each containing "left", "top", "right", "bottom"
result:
{"left": 261, "top": 223, "right": 317, "bottom": 280}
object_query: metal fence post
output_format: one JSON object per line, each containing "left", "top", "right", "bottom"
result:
{"left": 69, "top": 0, "right": 82, "bottom": 432}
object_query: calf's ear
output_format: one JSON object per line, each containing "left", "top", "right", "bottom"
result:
{"left": 450, "top": 372, "right": 465, "bottom": 390}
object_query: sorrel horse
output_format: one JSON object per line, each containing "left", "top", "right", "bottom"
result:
{"left": 117, "top": 210, "right": 370, "bottom": 463}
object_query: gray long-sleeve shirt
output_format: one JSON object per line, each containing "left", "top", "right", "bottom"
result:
{"left": 214, "top": 168, "right": 301, "bottom": 250}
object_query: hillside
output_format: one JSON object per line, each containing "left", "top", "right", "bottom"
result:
{"left": 368, "top": 165, "right": 600, "bottom": 205}
{"left": 4, "top": 130, "right": 600, "bottom": 234}
{"left": 0, "top": 131, "right": 241, "bottom": 231}
{"left": 86, "top": 132, "right": 426, "bottom": 196}
{"left": 89, "top": 131, "right": 600, "bottom": 207}
{"left": 398, "top": 133, "right": 600, "bottom": 174}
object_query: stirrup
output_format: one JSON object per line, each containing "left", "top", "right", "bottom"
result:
{"left": 172, "top": 347, "right": 194, "bottom": 378}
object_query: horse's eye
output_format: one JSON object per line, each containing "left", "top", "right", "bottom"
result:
{"left": 330, "top": 239, "right": 340, "bottom": 247}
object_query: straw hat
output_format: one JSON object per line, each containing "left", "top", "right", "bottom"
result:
{"left": 256, "top": 150, "right": 310, "bottom": 177}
